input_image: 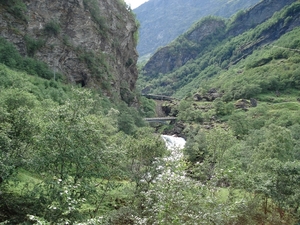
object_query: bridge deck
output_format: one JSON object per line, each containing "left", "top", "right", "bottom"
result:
{"left": 144, "top": 117, "right": 177, "bottom": 122}
{"left": 142, "top": 94, "right": 178, "bottom": 101}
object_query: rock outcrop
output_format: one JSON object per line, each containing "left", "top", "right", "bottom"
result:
{"left": 193, "top": 88, "right": 223, "bottom": 102}
{"left": 0, "top": 0, "right": 138, "bottom": 101}
{"left": 143, "top": 18, "right": 226, "bottom": 77}
{"left": 227, "top": 0, "right": 297, "bottom": 36}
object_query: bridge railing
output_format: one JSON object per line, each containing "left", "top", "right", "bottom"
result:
{"left": 142, "top": 94, "right": 178, "bottom": 101}
{"left": 144, "top": 117, "right": 177, "bottom": 123}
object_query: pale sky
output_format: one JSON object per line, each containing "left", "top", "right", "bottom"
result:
{"left": 124, "top": 0, "right": 149, "bottom": 9}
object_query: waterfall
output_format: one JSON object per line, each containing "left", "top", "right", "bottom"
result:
{"left": 161, "top": 135, "right": 186, "bottom": 161}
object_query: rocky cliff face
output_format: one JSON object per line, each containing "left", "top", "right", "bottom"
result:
{"left": 227, "top": 0, "right": 297, "bottom": 36}
{"left": 143, "top": 19, "right": 226, "bottom": 77}
{"left": 0, "top": 0, "right": 138, "bottom": 101}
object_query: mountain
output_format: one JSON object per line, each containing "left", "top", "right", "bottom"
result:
{"left": 139, "top": 0, "right": 300, "bottom": 98}
{"left": 0, "top": 0, "right": 139, "bottom": 103}
{"left": 134, "top": 0, "right": 261, "bottom": 59}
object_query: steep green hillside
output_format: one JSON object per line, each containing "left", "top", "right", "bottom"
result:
{"left": 198, "top": 28, "right": 300, "bottom": 101}
{"left": 139, "top": 0, "right": 300, "bottom": 99}
{"left": 134, "top": 0, "right": 261, "bottom": 59}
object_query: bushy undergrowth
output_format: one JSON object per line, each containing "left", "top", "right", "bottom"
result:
{"left": 1, "top": 61, "right": 299, "bottom": 223}
{"left": 0, "top": 63, "right": 164, "bottom": 224}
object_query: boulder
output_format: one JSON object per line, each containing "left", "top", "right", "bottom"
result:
{"left": 235, "top": 99, "right": 251, "bottom": 110}
{"left": 193, "top": 88, "right": 222, "bottom": 102}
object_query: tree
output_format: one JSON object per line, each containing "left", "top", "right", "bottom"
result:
{"left": 124, "top": 127, "right": 167, "bottom": 195}
{"left": 30, "top": 88, "right": 125, "bottom": 223}
{"left": 228, "top": 112, "right": 250, "bottom": 138}
{"left": 177, "top": 100, "right": 203, "bottom": 122}
{"left": 213, "top": 98, "right": 235, "bottom": 116}
{"left": 232, "top": 125, "right": 299, "bottom": 221}
{"left": 184, "top": 125, "right": 207, "bottom": 163}
{"left": 0, "top": 89, "right": 39, "bottom": 185}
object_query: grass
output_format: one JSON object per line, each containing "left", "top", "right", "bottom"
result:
{"left": 7, "top": 169, "right": 42, "bottom": 195}
{"left": 269, "top": 101, "right": 300, "bottom": 110}
{"left": 256, "top": 88, "right": 300, "bottom": 103}
{"left": 217, "top": 188, "right": 246, "bottom": 203}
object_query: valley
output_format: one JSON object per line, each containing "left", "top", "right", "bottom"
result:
{"left": 0, "top": 0, "right": 300, "bottom": 224}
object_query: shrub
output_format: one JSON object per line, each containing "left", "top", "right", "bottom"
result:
{"left": 24, "top": 35, "right": 45, "bottom": 57}
{"left": 44, "top": 20, "right": 61, "bottom": 36}
{"left": 83, "top": 0, "right": 107, "bottom": 35}
{"left": 125, "top": 58, "right": 134, "bottom": 68}
{"left": 0, "top": 0, "right": 27, "bottom": 21}
{"left": 0, "top": 37, "right": 61, "bottom": 81}
{"left": 0, "top": 37, "right": 22, "bottom": 67}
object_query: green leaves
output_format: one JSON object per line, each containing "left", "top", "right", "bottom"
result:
{"left": 177, "top": 100, "right": 204, "bottom": 122}
{"left": 124, "top": 127, "right": 167, "bottom": 192}
{"left": 44, "top": 20, "right": 61, "bottom": 37}
{"left": 33, "top": 88, "right": 119, "bottom": 180}
{"left": 0, "top": 89, "right": 39, "bottom": 185}
{"left": 0, "top": 37, "right": 58, "bottom": 80}
{"left": 25, "top": 88, "right": 127, "bottom": 222}
{"left": 24, "top": 35, "right": 46, "bottom": 57}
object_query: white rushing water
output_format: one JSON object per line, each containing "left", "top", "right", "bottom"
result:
{"left": 161, "top": 135, "right": 186, "bottom": 161}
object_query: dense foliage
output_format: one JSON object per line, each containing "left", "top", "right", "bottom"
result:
{"left": 1, "top": 59, "right": 300, "bottom": 224}
{"left": 0, "top": 62, "right": 163, "bottom": 224}
{"left": 1, "top": 0, "right": 300, "bottom": 224}
{"left": 175, "top": 97, "right": 300, "bottom": 224}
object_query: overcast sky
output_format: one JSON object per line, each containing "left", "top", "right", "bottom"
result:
{"left": 124, "top": 0, "right": 149, "bottom": 9}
